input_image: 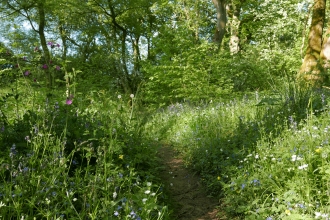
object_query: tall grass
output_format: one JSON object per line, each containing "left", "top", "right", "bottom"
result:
{"left": 149, "top": 79, "right": 330, "bottom": 219}
{"left": 0, "top": 79, "right": 169, "bottom": 219}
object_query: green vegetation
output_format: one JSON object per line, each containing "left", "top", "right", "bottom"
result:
{"left": 148, "top": 83, "right": 330, "bottom": 219}
{"left": 1, "top": 0, "right": 330, "bottom": 219}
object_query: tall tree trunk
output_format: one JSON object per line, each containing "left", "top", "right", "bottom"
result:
{"left": 320, "top": 24, "right": 330, "bottom": 69}
{"left": 37, "top": 0, "right": 52, "bottom": 88}
{"left": 212, "top": 0, "right": 227, "bottom": 48}
{"left": 298, "top": 0, "right": 326, "bottom": 86}
{"left": 228, "top": 1, "right": 241, "bottom": 54}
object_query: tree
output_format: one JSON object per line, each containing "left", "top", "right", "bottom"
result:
{"left": 212, "top": 0, "right": 227, "bottom": 48}
{"left": 298, "top": 0, "right": 326, "bottom": 85}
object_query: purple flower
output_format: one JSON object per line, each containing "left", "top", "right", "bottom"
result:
{"left": 55, "top": 65, "right": 61, "bottom": 71}
{"left": 56, "top": 43, "right": 60, "bottom": 48}
{"left": 114, "top": 211, "right": 119, "bottom": 216}
{"left": 42, "top": 64, "right": 48, "bottom": 69}
{"left": 24, "top": 71, "right": 30, "bottom": 76}
{"left": 66, "top": 98, "right": 73, "bottom": 105}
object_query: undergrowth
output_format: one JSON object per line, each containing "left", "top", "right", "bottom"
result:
{"left": 148, "top": 82, "right": 330, "bottom": 219}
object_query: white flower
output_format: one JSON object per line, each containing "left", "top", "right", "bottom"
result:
{"left": 255, "top": 154, "right": 259, "bottom": 159}
{"left": 142, "top": 198, "right": 147, "bottom": 204}
{"left": 0, "top": 201, "right": 5, "bottom": 207}
{"left": 113, "top": 191, "right": 117, "bottom": 199}
{"left": 73, "top": 198, "right": 77, "bottom": 202}
{"left": 315, "top": 212, "right": 322, "bottom": 219}
{"left": 145, "top": 190, "right": 151, "bottom": 194}
{"left": 291, "top": 155, "right": 303, "bottom": 162}
{"left": 130, "top": 94, "right": 134, "bottom": 98}
{"left": 298, "top": 164, "right": 308, "bottom": 170}
{"left": 147, "top": 182, "right": 152, "bottom": 186}
{"left": 45, "top": 198, "right": 50, "bottom": 204}
{"left": 118, "top": 95, "right": 122, "bottom": 99}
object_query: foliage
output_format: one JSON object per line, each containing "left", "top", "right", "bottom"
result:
{"left": 142, "top": 42, "right": 233, "bottom": 105}
{"left": 148, "top": 80, "right": 330, "bottom": 218}
{"left": 0, "top": 61, "right": 169, "bottom": 219}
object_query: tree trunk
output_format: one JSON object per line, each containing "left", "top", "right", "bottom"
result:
{"left": 212, "top": 0, "right": 227, "bottom": 48}
{"left": 227, "top": 1, "right": 241, "bottom": 54}
{"left": 320, "top": 25, "right": 330, "bottom": 69}
{"left": 37, "top": 0, "right": 52, "bottom": 88}
{"left": 298, "top": 0, "right": 326, "bottom": 85}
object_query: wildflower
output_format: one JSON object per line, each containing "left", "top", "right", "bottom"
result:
{"left": 315, "top": 148, "right": 322, "bottom": 153}
{"left": 0, "top": 201, "right": 4, "bottom": 208}
{"left": 10, "top": 144, "right": 17, "bottom": 158}
{"left": 119, "top": 155, "right": 124, "bottom": 160}
{"left": 72, "top": 198, "right": 77, "bottom": 202}
{"left": 113, "top": 192, "right": 117, "bottom": 199}
{"left": 45, "top": 198, "right": 50, "bottom": 204}
{"left": 130, "top": 94, "right": 134, "bottom": 98}
{"left": 147, "top": 182, "right": 152, "bottom": 186}
{"left": 55, "top": 65, "right": 61, "bottom": 71}
{"left": 291, "top": 155, "right": 303, "bottom": 162}
{"left": 251, "top": 179, "right": 261, "bottom": 186}
{"left": 25, "top": 136, "right": 30, "bottom": 142}
{"left": 315, "top": 212, "right": 322, "bottom": 219}
{"left": 241, "top": 183, "right": 246, "bottom": 190}
{"left": 298, "top": 164, "right": 308, "bottom": 170}
{"left": 130, "top": 210, "right": 136, "bottom": 217}
{"left": 114, "top": 211, "right": 119, "bottom": 216}
{"left": 66, "top": 98, "right": 73, "bottom": 105}
{"left": 142, "top": 198, "right": 147, "bottom": 204}
{"left": 217, "top": 176, "right": 221, "bottom": 181}
{"left": 24, "top": 71, "right": 30, "bottom": 76}
{"left": 42, "top": 64, "right": 48, "bottom": 69}
{"left": 285, "top": 209, "right": 291, "bottom": 215}
{"left": 145, "top": 190, "right": 151, "bottom": 194}
{"left": 118, "top": 95, "right": 122, "bottom": 99}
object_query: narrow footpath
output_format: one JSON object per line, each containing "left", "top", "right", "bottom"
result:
{"left": 157, "top": 145, "right": 220, "bottom": 220}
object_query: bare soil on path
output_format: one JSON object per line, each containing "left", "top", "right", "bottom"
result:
{"left": 157, "top": 145, "right": 220, "bottom": 220}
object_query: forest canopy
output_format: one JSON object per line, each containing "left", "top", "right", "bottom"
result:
{"left": 0, "top": 0, "right": 329, "bottom": 105}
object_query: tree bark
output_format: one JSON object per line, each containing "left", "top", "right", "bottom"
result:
{"left": 227, "top": 1, "right": 242, "bottom": 54}
{"left": 298, "top": 0, "right": 326, "bottom": 85}
{"left": 37, "top": 0, "right": 52, "bottom": 88}
{"left": 320, "top": 25, "right": 330, "bottom": 69}
{"left": 212, "top": 0, "right": 227, "bottom": 48}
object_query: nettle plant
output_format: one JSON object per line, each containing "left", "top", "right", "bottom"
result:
{"left": 0, "top": 45, "right": 168, "bottom": 219}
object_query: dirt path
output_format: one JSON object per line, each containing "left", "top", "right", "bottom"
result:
{"left": 157, "top": 145, "right": 220, "bottom": 220}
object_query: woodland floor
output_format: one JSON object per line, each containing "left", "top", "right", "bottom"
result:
{"left": 157, "top": 145, "right": 221, "bottom": 220}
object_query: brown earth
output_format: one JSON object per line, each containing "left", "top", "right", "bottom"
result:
{"left": 157, "top": 145, "right": 220, "bottom": 220}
